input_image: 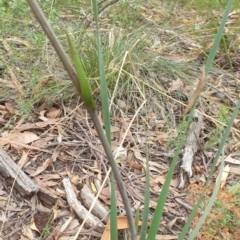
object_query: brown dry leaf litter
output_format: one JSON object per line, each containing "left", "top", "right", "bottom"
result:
{"left": 1, "top": 1, "right": 240, "bottom": 240}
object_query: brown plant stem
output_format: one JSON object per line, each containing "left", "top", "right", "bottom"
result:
{"left": 89, "top": 109, "right": 136, "bottom": 239}
{"left": 26, "top": 1, "right": 136, "bottom": 239}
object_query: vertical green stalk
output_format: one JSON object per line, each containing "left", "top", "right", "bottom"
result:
{"left": 92, "top": 1, "right": 136, "bottom": 239}
{"left": 91, "top": 1, "right": 117, "bottom": 239}
{"left": 205, "top": 0, "right": 233, "bottom": 74}
{"left": 147, "top": 106, "right": 196, "bottom": 240}
{"left": 139, "top": 146, "right": 150, "bottom": 240}
{"left": 178, "top": 2, "right": 234, "bottom": 238}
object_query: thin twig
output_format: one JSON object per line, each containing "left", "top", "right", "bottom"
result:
{"left": 99, "top": 0, "right": 119, "bottom": 14}
{"left": 98, "top": 0, "right": 108, "bottom": 5}
{"left": 207, "top": 82, "right": 237, "bottom": 106}
{"left": 86, "top": 0, "right": 119, "bottom": 27}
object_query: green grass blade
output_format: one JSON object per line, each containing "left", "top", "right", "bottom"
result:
{"left": 66, "top": 33, "right": 95, "bottom": 109}
{"left": 139, "top": 146, "right": 150, "bottom": 240}
{"left": 92, "top": 0, "right": 111, "bottom": 143}
{"left": 178, "top": 99, "right": 240, "bottom": 239}
{"left": 177, "top": 2, "right": 234, "bottom": 238}
{"left": 134, "top": 208, "right": 140, "bottom": 237}
{"left": 188, "top": 151, "right": 225, "bottom": 240}
{"left": 110, "top": 172, "right": 118, "bottom": 240}
{"left": 147, "top": 106, "right": 196, "bottom": 240}
{"left": 205, "top": 0, "right": 233, "bottom": 74}
{"left": 92, "top": 1, "right": 117, "bottom": 239}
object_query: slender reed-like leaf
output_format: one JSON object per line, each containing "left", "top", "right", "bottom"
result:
{"left": 147, "top": 105, "right": 196, "bottom": 240}
{"left": 134, "top": 208, "right": 140, "bottom": 237}
{"left": 110, "top": 172, "right": 118, "bottom": 240}
{"left": 66, "top": 34, "right": 95, "bottom": 109}
{"left": 205, "top": 0, "right": 233, "bottom": 74}
{"left": 92, "top": 1, "right": 117, "bottom": 239}
{"left": 139, "top": 146, "right": 150, "bottom": 240}
{"left": 92, "top": 0, "right": 111, "bottom": 142}
{"left": 92, "top": 1, "right": 136, "bottom": 239}
{"left": 188, "top": 151, "right": 225, "bottom": 240}
{"left": 178, "top": 2, "right": 234, "bottom": 238}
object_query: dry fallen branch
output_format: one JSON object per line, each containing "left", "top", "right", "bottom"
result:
{"left": 80, "top": 184, "right": 109, "bottom": 224}
{"left": 0, "top": 147, "right": 39, "bottom": 195}
{"left": 179, "top": 66, "right": 206, "bottom": 188}
{"left": 62, "top": 178, "right": 104, "bottom": 233}
{"left": 179, "top": 108, "right": 203, "bottom": 188}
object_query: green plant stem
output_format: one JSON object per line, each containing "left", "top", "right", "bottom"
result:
{"left": 89, "top": 109, "right": 136, "bottom": 239}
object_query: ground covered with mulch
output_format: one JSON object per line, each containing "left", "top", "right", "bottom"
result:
{"left": 0, "top": 1, "right": 240, "bottom": 239}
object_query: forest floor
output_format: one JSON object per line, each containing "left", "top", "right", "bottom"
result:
{"left": 0, "top": 0, "right": 240, "bottom": 239}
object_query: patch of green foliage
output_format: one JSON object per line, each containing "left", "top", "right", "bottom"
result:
{"left": 206, "top": 198, "right": 240, "bottom": 236}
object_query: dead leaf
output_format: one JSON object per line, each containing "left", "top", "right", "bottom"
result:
{"left": 52, "top": 147, "right": 61, "bottom": 162}
{"left": 32, "top": 137, "right": 54, "bottom": 148}
{"left": 5, "top": 103, "right": 17, "bottom": 114}
{"left": 0, "top": 212, "right": 8, "bottom": 223}
{"left": 18, "top": 150, "right": 29, "bottom": 168}
{"left": 31, "top": 158, "right": 53, "bottom": 176}
{"left": 22, "top": 224, "right": 34, "bottom": 240}
{"left": 33, "top": 212, "right": 51, "bottom": 233}
{"left": 9, "top": 69, "right": 24, "bottom": 95}
{"left": 184, "top": 66, "right": 206, "bottom": 115}
{"left": 126, "top": 158, "right": 142, "bottom": 170}
{"left": 65, "top": 218, "right": 79, "bottom": 231}
{"left": 0, "top": 138, "right": 51, "bottom": 153}
{"left": 101, "top": 216, "right": 142, "bottom": 240}
{"left": 30, "top": 217, "right": 40, "bottom": 233}
{"left": 15, "top": 116, "right": 25, "bottom": 128}
{"left": 166, "top": 217, "right": 181, "bottom": 231}
{"left": 5, "top": 131, "right": 39, "bottom": 144}
{"left": 168, "top": 79, "right": 183, "bottom": 93}
{"left": 46, "top": 107, "right": 61, "bottom": 119}
{"left": 229, "top": 165, "right": 240, "bottom": 175}
{"left": 99, "top": 187, "right": 110, "bottom": 205}
{"left": 14, "top": 119, "right": 60, "bottom": 131}
{"left": 224, "top": 154, "right": 240, "bottom": 165}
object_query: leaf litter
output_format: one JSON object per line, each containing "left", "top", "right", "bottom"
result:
{"left": 0, "top": 1, "right": 240, "bottom": 240}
